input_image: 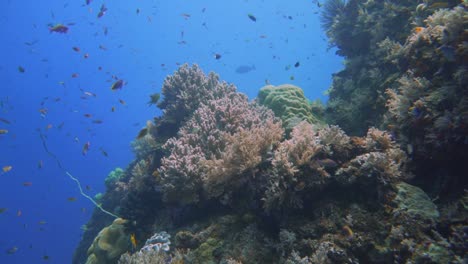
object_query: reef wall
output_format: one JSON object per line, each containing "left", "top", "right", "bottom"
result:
{"left": 73, "top": 1, "right": 467, "bottom": 262}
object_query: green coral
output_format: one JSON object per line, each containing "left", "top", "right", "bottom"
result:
{"left": 257, "top": 84, "right": 321, "bottom": 132}
{"left": 105, "top": 168, "right": 124, "bottom": 189}
{"left": 94, "top": 193, "right": 103, "bottom": 202}
{"left": 394, "top": 182, "right": 439, "bottom": 221}
{"left": 86, "top": 218, "right": 130, "bottom": 264}
{"left": 193, "top": 238, "right": 223, "bottom": 264}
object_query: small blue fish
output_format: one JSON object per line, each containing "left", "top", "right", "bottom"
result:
{"left": 235, "top": 65, "right": 255, "bottom": 74}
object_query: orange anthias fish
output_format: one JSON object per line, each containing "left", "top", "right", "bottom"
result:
{"left": 82, "top": 141, "right": 90, "bottom": 155}
{"left": 414, "top": 27, "right": 425, "bottom": 34}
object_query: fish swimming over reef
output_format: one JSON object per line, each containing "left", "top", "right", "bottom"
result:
{"left": 147, "top": 93, "right": 160, "bottom": 106}
{"left": 235, "top": 65, "right": 255, "bottom": 74}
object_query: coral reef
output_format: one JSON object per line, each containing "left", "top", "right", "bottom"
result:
{"left": 85, "top": 218, "right": 131, "bottom": 264}
{"left": 263, "top": 121, "right": 408, "bottom": 212}
{"left": 257, "top": 84, "right": 322, "bottom": 132}
{"left": 322, "top": 0, "right": 466, "bottom": 234}
{"left": 155, "top": 63, "right": 237, "bottom": 137}
{"left": 75, "top": 58, "right": 467, "bottom": 264}
{"left": 140, "top": 231, "right": 171, "bottom": 252}
{"left": 323, "top": 0, "right": 428, "bottom": 134}
{"left": 104, "top": 168, "right": 124, "bottom": 190}
{"left": 393, "top": 182, "right": 439, "bottom": 222}
{"left": 118, "top": 251, "right": 169, "bottom": 264}
{"left": 159, "top": 86, "right": 283, "bottom": 205}
{"left": 320, "top": 0, "right": 347, "bottom": 34}
{"left": 384, "top": 5, "right": 468, "bottom": 160}
{"left": 118, "top": 250, "right": 186, "bottom": 264}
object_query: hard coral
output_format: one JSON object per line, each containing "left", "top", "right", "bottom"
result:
{"left": 104, "top": 167, "right": 124, "bottom": 190}
{"left": 159, "top": 79, "right": 282, "bottom": 205}
{"left": 385, "top": 5, "right": 468, "bottom": 158}
{"left": 257, "top": 84, "right": 321, "bottom": 132}
{"left": 86, "top": 218, "right": 131, "bottom": 264}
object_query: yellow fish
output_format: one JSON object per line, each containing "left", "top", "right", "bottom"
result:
{"left": 2, "top": 165, "right": 12, "bottom": 173}
{"left": 130, "top": 233, "right": 137, "bottom": 249}
{"left": 429, "top": 2, "right": 449, "bottom": 9}
{"left": 0, "top": 129, "right": 8, "bottom": 134}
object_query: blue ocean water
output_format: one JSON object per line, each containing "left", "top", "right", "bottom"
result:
{"left": 0, "top": 1, "right": 342, "bottom": 263}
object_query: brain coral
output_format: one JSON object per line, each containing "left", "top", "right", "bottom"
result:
{"left": 257, "top": 84, "right": 321, "bottom": 132}
{"left": 86, "top": 218, "right": 130, "bottom": 264}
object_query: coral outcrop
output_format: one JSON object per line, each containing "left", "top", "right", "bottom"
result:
{"left": 104, "top": 168, "right": 124, "bottom": 190}
{"left": 159, "top": 81, "right": 283, "bottom": 205}
{"left": 257, "top": 84, "right": 321, "bottom": 132}
{"left": 85, "top": 218, "right": 131, "bottom": 264}
{"left": 75, "top": 58, "right": 466, "bottom": 263}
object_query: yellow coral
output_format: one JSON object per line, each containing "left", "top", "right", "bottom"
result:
{"left": 86, "top": 218, "right": 130, "bottom": 264}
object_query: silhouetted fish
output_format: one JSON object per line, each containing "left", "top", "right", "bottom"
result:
{"left": 235, "top": 65, "right": 255, "bottom": 74}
